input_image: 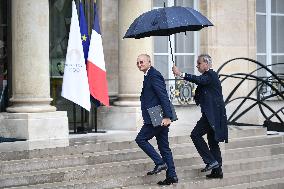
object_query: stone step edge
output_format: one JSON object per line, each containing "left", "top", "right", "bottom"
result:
{"left": 2, "top": 150, "right": 284, "bottom": 185}
{"left": 1, "top": 137, "right": 283, "bottom": 178}
{"left": 210, "top": 177, "right": 284, "bottom": 189}
{"left": 2, "top": 134, "right": 282, "bottom": 164}
{"left": 8, "top": 161, "right": 284, "bottom": 189}
{"left": 0, "top": 127, "right": 267, "bottom": 155}
{"left": 2, "top": 142, "right": 284, "bottom": 177}
{"left": 118, "top": 165, "right": 284, "bottom": 189}
{"left": 2, "top": 140, "right": 284, "bottom": 177}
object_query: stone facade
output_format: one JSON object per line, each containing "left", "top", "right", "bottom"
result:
{"left": 0, "top": 0, "right": 283, "bottom": 139}
{"left": 200, "top": 0, "right": 257, "bottom": 98}
{"left": 0, "top": 0, "right": 68, "bottom": 140}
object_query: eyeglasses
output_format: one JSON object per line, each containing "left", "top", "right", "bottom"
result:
{"left": 136, "top": 60, "right": 144, "bottom": 65}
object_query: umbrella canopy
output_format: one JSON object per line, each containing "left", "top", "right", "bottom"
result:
{"left": 124, "top": 6, "right": 213, "bottom": 39}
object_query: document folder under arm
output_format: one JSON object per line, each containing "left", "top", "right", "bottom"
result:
{"left": 147, "top": 103, "right": 178, "bottom": 127}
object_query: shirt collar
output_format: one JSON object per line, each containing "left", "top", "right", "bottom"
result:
{"left": 144, "top": 67, "right": 151, "bottom": 76}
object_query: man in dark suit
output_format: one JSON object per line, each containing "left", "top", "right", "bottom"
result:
{"left": 135, "top": 54, "right": 178, "bottom": 185}
{"left": 172, "top": 54, "right": 228, "bottom": 179}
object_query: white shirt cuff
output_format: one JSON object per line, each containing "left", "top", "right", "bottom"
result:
{"left": 180, "top": 72, "right": 186, "bottom": 78}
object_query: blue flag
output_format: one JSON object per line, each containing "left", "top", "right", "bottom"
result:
{"left": 79, "top": 2, "right": 90, "bottom": 63}
{"left": 93, "top": 3, "right": 101, "bottom": 34}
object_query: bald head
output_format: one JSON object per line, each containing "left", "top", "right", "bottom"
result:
{"left": 137, "top": 54, "right": 152, "bottom": 73}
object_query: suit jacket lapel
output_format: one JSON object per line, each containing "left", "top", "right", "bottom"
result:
{"left": 143, "top": 67, "right": 153, "bottom": 89}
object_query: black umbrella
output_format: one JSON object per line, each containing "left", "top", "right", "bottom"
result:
{"left": 124, "top": 6, "right": 213, "bottom": 39}
{"left": 124, "top": 6, "right": 213, "bottom": 64}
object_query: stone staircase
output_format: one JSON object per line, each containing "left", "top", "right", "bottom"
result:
{"left": 0, "top": 126, "right": 284, "bottom": 189}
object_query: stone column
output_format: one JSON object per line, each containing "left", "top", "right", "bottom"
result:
{"left": 7, "top": 0, "right": 55, "bottom": 113}
{"left": 100, "top": 0, "right": 119, "bottom": 102}
{"left": 115, "top": 0, "right": 153, "bottom": 106}
{"left": 0, "top": 0, "right": 69, "bottom": 141}
{"left": 97, "top": 0, "right": 153, "bottom": 130}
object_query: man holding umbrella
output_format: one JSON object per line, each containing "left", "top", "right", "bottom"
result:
{"left": 135, "top": 54, "right": 178, "bottom": 185}
{"left": 172, "top": 54, "right": 228, "bottom": 179}
{"left": 124, "top": 4, "right": 217, "bottom": 181}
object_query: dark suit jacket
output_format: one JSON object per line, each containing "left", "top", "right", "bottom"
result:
{"left": 184, "top": 69, "right": 228, "bottom": 143}
{"left": 140, "top": 67, "right": 173, "bottom": 124}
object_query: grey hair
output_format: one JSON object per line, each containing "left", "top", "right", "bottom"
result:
{"left": 139, "top": 54, "right": 151, "bottom": 63}
{"left": 199, "top": 54, "right": 212, "bottom": 65}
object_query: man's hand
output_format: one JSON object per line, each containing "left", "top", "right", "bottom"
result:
{"left": 172, "top": 65, "right": 181, "bottom": 77}
{"left": 161, "top": 118, "right": 171, "bottom": 127}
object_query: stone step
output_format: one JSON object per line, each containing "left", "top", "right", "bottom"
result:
{"left": 0, "top": 126, "right": 267, "bottom": 161}
{"left": 210, "top": 177, "right": 284, "bottom": 189}
{"left": 2, "top": 145, "right": 284, "bottom": 189}
{"left": 116, "top": 166, "right": 284, "bottom": 189}
{"left": 2, "top": 144, "right": 282, "bottom": 182}
{"left": 225, "top": 135, "right": 283, "bottom": 150}
{"left": 6, "top": 155, "right": 284, "bottom": 189}
{"left": 227, "top": 126, "right": 267, "bottom": 139}
{"left": 0, "top": 134, "right": 188, "bottom": 162}
{"left": 249, "top": 180, "right": 284, "bottom": 189}
{"left": 117, "top": 155, "right": 284, "bottom": 188}
{"left": 1, "top": 135, "right": 282, "bottom": 175}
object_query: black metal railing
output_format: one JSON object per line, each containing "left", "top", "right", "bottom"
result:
{"left": 217, "top": 57, "right": 284, "bottom": 130}
{"left": 164, "top": 58, "right": 284, "bottom": 131}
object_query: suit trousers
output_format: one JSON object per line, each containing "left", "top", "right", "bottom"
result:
{"left": 135, "top": 124, "right": 177, "bottom": 178}
{"left": 190, "top": 114, "right": 222, "bottom": 166}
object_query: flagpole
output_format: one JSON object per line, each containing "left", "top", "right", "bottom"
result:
{"left": 62, "top": 0, "right": 91, "bottom": 135}
{"left": 73, "top": 103, "right": 76, "bottom": 133}
{"left": 94, "top": 105, "right": 98, "bottom": 133}
{"left": 87, "top": 0, "right": 108, "bottom": 133}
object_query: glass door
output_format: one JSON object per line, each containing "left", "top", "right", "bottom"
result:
{"left": 0, "top": 0, "right": 9, "bottom": 112}
{"left": 49, "top": 0, "right": 101, "bottom": 133}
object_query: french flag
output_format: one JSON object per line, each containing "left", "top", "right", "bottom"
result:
{"left": 87, "top": 2, "right": 109, "bottom": 106}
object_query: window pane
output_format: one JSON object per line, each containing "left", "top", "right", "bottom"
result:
{"left": 154, "top": 36, "right": 168, "bottom": 53}
{"left": 272, "top": 55, "right": 284, "bottom": 74}
{"left": 176, "top": 55, "right": 195, "bottom": 74}
{"left": 175, "top": 0, "right": 193, "bottom": 7}
{"left": 256, "top": 0, "right": 266, "bottom": 12}
{"left": 49, "top": 0, "right": 71, "bottom": 59}
{"left": 271, "top": 16, "right": 284, "bottom": 53}
{"left": 175, "top": 32, "right": 194, "bottom": 53}
{"left": 272, "top": 0, "right": 284, "bottom": 14}
{"left": 256, "top": 15, "right": 266, "bottom": 53}
{"left": 0, "top": 0, "right": 7, "bottom": 25}
{"left": 257, "top": 55, "right": 267, "bottom": 77}
{"left": 154, "top": 55, "right": 169, "bottom": 79}
{"left": 153, "top": 0, "right": 168, "bottom": 7}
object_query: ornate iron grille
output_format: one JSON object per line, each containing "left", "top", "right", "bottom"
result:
{"left": 165, "top": 79, "right": 195, "bottom": 105}
{"left": 217, "top": 57, "right": 284, "bottom": 129}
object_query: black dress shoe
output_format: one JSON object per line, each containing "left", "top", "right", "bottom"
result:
{"left": 157, "top": 176, "right": 178, "bottom": 185}
{"left": 201, "top": 161, "right": 219, "bottom": 172}
{"left": 147, "top": 164, "right": 167, "bottom": 175}
{"left": 206, "top": 170, "right": 223, "bottom": 179}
